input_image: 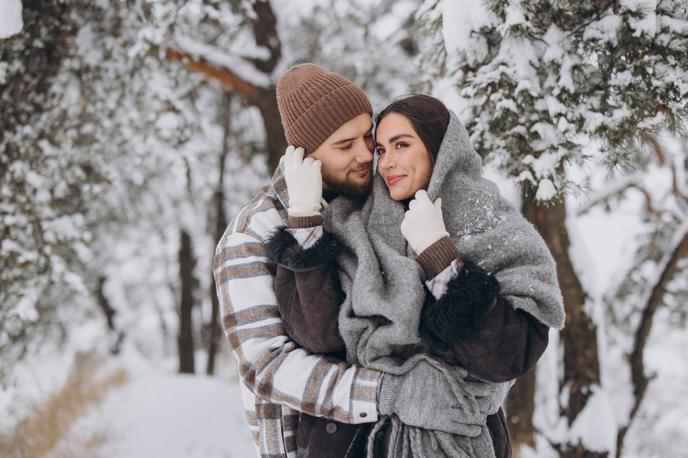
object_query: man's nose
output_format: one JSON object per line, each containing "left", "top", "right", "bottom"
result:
{"left": 355, "top": 143, "right": 373, "bottom": 163}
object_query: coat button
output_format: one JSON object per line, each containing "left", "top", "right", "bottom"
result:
{"left": 326, "top": 422, "right": 338, "bottom": 434}
{"left": 359, "top": 412, "right": 367, "bottom": 418}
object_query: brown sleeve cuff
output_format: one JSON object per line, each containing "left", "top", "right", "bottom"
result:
{"left": 416, "top": 236, "right": 463, "bottom": 279}
{"left": 287, "top": 215, "right": 323, "bottom": 228}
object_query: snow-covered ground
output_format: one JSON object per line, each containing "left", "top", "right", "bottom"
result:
{"left": 7, "top": 313, "right": 682, "bottom": 458}
{"left": 60, "top": 370, "right": 255, "bottom": 458}
{"left": 1, "top": 340, "right": 256, "bottom": 458}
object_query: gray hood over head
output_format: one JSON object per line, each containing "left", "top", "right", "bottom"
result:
{"left": 355, "top": 110, "right": 566, "bottom": 330}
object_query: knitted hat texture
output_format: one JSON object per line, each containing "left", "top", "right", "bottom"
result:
{"left": 276, "top": 63, "right": 372, "bottom": 154}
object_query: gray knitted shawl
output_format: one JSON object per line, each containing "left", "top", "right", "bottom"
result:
{"left": 322, "top": 112, "right": 564, "bottom": 457}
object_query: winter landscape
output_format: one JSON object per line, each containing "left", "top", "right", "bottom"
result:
{"left": 2, "top": 1, "right": 687, "bottom": 457}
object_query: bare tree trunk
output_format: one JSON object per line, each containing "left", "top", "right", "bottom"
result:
{"left": 522, "top": 183, "right": 605, "bottom": 458}
{"left": 95, "top": 276, "right": 124, "bottom": 354}
{"left": 506, "top": 368, "right": 536, "bottom": 458}
{"left": 96, "top": 276, "right": 117, "bottom": 331}
{"left": 503, "top": 187, "right": 544, "bottom": 457}
{"left": 178, "top": 229, "right": 197, "bottom": 374}
{"left": 257, "top": 94, "right": 287, "bottom": 172}
{"left": 206, "top": 92, "right": 231, "bottom": 376}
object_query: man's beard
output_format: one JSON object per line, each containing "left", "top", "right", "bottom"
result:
{"left": 322, "top": 165, "right": 373, "bottom": 201}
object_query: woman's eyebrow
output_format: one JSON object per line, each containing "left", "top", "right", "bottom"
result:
{"left": 387, "top": 134, "right": 413, "bottom": 143}
{"left": 375, "top": 133, "right": 413, "bottom": 147}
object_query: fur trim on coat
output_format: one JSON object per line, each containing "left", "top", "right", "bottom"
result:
{"left": 420, "top": 260, "right": 500, "bottom": 342}
{"left": 266, "top": 226, "right": 341, "bottom": 271}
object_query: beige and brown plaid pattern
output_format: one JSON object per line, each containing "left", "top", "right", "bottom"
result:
{"left": 286, "top": 225, "right": 323, "bottom": 250}
{"left": 214, "top": 166, "right": 381, "bottom": 457}
{"left": 425, "top": 259, "right": 460, "bottom": 300}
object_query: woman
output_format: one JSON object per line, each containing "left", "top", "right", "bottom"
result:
{"left": 268, "top": 95, "right": 565, "bottom": 457}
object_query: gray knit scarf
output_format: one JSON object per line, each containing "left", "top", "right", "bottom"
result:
{"left": 322, "top": 112, "right": 564, "bottom": 457}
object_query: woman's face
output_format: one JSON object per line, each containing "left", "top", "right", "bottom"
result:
{"left": 375, "top": 112, "right": 433, "bottom": 201}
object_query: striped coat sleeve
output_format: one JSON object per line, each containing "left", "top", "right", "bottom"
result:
{"left": 214, "top": 221, "right": 381, "bottom": 425}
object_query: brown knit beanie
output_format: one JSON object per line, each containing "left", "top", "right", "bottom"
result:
{"left": 276, "top": 63, "right": 373, "bottom": 154}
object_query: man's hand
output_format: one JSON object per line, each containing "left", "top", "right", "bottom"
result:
{"left": 283, "top": 145, "right": 323, "bottom": 217}
{"left": 377, "top": 360, "right": 487, "bottom": 436}
{"left": 400, "top": 190, "right": 449, "bottom": 255}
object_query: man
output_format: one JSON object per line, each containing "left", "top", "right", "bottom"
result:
{"left": 213, "top": 64, "right": 473, "bottom": 457}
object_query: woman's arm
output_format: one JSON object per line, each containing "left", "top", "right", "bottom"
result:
{"left": 266, "top": 216, "right": 346, "bottom": 355}
{"left": 416, "top": 237, "right": 550, "bottom": 383}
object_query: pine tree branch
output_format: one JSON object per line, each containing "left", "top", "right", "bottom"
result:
{"left": 564, "top": 0, "right": 616, "bottom": 39}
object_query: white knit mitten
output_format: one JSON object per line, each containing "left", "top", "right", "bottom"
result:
{"left": 283, "top": 145, "right": 322, "bottom": 217}
{"left": 400, "top": 190, "right": 449, "bottom": 255}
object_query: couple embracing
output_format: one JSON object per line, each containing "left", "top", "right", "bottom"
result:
{"left": 213, "top": 63, "right": 565, "bottom": 458}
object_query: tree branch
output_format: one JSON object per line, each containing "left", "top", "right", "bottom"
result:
{"left": 670, "top": 153, "right": 688, "bottom": 206}
{"left": 616, "top": 224, "right": 688, "bottom": 457}
{"left": 642, "top": 132, "right": 688, "bottom": 206}
{"left": 165, "top": 47, "right": 265, "bottom": 105}
{"left": 577, "top": 178, "right": 658, "bottom": 219}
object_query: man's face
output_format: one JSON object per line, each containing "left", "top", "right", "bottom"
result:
{"left": 310, "top": 113, "right": 374, "bottom": 200}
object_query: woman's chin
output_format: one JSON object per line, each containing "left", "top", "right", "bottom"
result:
{"left": 388, "top": 187, "right": 413, "bottom": 201}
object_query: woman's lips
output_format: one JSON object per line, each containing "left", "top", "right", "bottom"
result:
{"left": 386, "top": 175, "right": 405, "bottom": 186}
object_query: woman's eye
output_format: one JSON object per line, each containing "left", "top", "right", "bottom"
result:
{"left": 395, "top": 142, "right": 408, "bottom": 150}
{"left": 374, "top": 147, "right": 385, "bottom": 156}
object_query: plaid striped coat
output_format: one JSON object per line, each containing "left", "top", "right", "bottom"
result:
{"left": 213, "top": 164, "right": 382, "bottom": 457}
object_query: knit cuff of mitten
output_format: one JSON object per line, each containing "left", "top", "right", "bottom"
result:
{"left": 377, "top": 373, "right": 403, "bottom": 415}
{"left": 287, "top": 214, "right": 323, "bottom": 228}
{"left": 416, "top": 236, "right": 463, "bottom": 279}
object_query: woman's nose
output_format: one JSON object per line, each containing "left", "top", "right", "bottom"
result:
{"left": 379, "top": 152, "right": 394, "bottom": 169}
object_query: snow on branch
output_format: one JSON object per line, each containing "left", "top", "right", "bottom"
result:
{"left": 174, "top": 34, "right": 272, "bottom": 87}
{"left": 166, "top": 34, "right": 271, "bottom": 104}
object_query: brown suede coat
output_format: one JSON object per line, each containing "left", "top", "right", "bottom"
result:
{"left": 270, "top": 228, "right": 549, "bottom": 458}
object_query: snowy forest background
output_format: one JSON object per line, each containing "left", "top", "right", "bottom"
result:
{"left": 1, "top": 1, "right": 687, "bottom": 457}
